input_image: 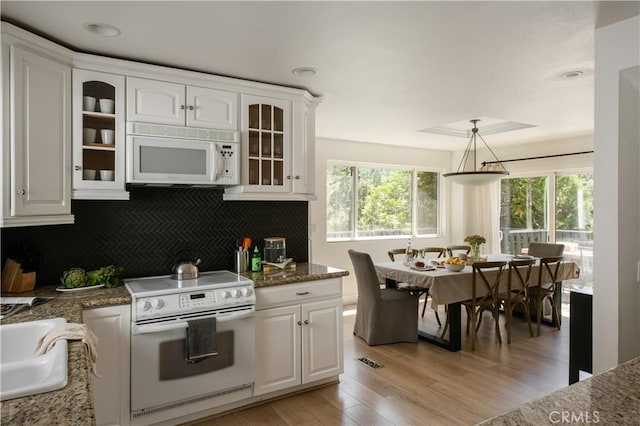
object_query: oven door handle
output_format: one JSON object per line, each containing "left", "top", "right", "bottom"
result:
{"left": 133, "top": 321, "right": 189, "bottom": 335}
{"left": 132, "top": 308, "right": 255, "bottom": 335}
{"left": 215, "top": 308, "right": 254, "bottom": 322}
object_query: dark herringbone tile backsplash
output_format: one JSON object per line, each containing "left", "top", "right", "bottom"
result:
{"left": 1, "top": 186, "right": 308, "bottom": 286}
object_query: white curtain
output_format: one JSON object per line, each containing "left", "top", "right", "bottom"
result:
{"left": 460, "top": 182, "right": 501, "bottom": 255}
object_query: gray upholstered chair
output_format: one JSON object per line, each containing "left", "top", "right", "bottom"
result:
{"left": 348, "top": 249, "right": 418, "bottom": 345}
{"left": 527, "top": 242, "right": 564, "bottom": 257}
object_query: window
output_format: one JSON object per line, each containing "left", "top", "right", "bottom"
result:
{"left": 326, "top": 163, "right": 440, "bottom": 240}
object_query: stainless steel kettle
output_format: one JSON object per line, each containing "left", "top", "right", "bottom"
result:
{"left": 170, "top": 258, "right": 201, "bottom": 280}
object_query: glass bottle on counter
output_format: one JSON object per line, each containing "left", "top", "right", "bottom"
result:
{"left": 404, "top": 239, "right": 413, "bottom": 266}
{"left": 251, "top": 246, "right": 262, "bottom": 272}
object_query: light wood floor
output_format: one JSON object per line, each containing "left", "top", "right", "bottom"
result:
{"left": 192, "top": 303, "right": 570, "bottom": 425}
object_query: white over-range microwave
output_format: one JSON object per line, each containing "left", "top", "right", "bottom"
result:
{"left": 126, "top": 122, "right": 240, "bottom": 186}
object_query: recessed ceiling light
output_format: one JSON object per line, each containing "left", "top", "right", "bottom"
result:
{"left": 292, "top": 67, "right": 317, "bottom": 77}
{"left": 84, "top": 23, "right": 121, "bottom": 37}
{"left": 562, "top": 70, "right": 584, "bottom": 79}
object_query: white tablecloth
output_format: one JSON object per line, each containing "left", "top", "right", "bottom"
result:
{"left": 375, "top": 255, "right": 580, "bottom": 306}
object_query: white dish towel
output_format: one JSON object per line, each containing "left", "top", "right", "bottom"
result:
{"left": 34, "top": 323, "right": 100, "bottom": 376}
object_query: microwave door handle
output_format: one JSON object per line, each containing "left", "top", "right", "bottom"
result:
{"left": 213, "top": 144, "right": 221, "bottom": 182}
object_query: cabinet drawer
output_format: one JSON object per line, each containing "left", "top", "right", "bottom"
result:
{"left": 256, "top": 278, "right": 341, "bottom": 309}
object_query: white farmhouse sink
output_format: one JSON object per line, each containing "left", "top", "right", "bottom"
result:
{"left": 1, "top": 317, "right": 68, "bottom": 401}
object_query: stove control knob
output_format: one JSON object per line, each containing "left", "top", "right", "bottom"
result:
{"left": 151, "top": 299, "right": 164, "bottom": 309}
{"left": 137, "top": 300, "right": 151, "bottom": 311}
{"left": 221, "top": 290, "right": 231, "bottom": 299}
{"left": 241, "top": 287, "right": 253, "bottom": 297}
{"left": 231, "top": 289, "right": 241, "bottom": 298}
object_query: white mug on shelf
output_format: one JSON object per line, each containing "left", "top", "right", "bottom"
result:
{"left": 83, "top": 128, "right": 96, "bottom": 143}
{"left": 100, "top": 170, "right": 114, "bottom": 181}
{"left": 98, "top": 98, "right": 115, "bottom": 114}
{"left": 100, "top": 129, "right": 115, "bottom": 144}
{"left": 83, "top": 96, "right": 96, "bottom": 112}
{"left": 82, "top": 169, "right": 96, "bottom": 180}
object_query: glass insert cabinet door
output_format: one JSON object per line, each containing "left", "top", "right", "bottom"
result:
{"left": 244, "top": 96, "right": 289, "bottom": 190}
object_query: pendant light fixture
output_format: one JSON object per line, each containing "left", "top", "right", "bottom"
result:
{"left": 443, "top": 119, "right": 509, "bottom": 186}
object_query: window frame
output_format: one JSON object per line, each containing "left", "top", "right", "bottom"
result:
{"left": 326, "top": 160, "right": 444, "bottom": 242}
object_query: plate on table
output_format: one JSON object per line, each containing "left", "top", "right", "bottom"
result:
{"left": 410, "top": 265, "right": 435, "bottom": 271}
{"left": 56, "top": 284, "right": 104, "bottom": 292}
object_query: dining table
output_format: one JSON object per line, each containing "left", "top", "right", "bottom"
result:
{"left": 374, "top": 254, "right": 581, "bottom": 351}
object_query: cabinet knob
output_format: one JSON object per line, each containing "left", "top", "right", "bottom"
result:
{"left": 189, "top": 105, "right": 194, "bottom": 111}
{"left": 180, "top": 105, "right": 186, "bottom": 110}
{"left": 17, "top": 189, "right": 25, "bottom": 195}
{"left": 304, "top": 320, "right": 310, "bottom": 325}
{"left": 74, "top": 165, "right": 82, "bottom": 171}
{"left": 297, "top": 321, "right": 302, "bottom": 326}
{"left": 286, "top": 175, "right": 291, "bottom": 180}
{"left": 295, "top": 175, "right": 301, "bottom": 180}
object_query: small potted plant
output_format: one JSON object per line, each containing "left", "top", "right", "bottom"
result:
{"left": 464, "top": 234, "right": 486, "bottom": 262}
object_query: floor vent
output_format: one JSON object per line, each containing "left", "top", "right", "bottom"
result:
{"left": 357, "top": 357, "right": 382, "bottom": 368}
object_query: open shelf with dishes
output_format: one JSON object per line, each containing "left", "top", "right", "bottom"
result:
{"left": 72, "top": 69, "right": 128, "bottom": 199}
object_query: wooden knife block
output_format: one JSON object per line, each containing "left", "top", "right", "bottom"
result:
{"left": 1, "top": 258, "right": 36, "bottom": 293}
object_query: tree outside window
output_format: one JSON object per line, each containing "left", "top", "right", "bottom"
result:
{"left": 326, "top": 163, "right": 440, "bottom": 241}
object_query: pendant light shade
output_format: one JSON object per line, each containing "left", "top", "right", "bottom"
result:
{"left": 443, "top": 119, "right": 509, "bottom": 186}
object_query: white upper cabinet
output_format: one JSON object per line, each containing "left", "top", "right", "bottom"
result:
{"left": 187, "top": 85, "right": 237, "bottom": 129}
{"left": 1, "top": 36, "right": 74, "bottom": 227}
{"left": 223, "top": 95, "right": 317, "bottom": 201}
{"left": 126, "top": 77, "right": 238, "bottom": 130}
{"left": 72, "top": 69, "right": 128, "bottom": 200}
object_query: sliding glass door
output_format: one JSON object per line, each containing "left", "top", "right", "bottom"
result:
{"left": 499, "top": 171, "right": 593, "bottom": 288}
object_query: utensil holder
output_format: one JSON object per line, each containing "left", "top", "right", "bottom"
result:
{"left": 234, "top": 250, "right": 249, "bottom": 273}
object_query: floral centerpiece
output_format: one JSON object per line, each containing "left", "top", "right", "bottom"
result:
{"left": 464, "top": 234, "right": 486, "bottom": 262}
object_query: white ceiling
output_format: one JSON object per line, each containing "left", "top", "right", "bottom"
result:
{"left": 2, "top": 1, "right": 638, "bottom": 151}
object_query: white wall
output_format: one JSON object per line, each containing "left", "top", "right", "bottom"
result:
{"left": 593, "top": 15, "right": 640, "bottom": 372}
{"left": 310, "top": 137, "right": 451, "bottom": 303}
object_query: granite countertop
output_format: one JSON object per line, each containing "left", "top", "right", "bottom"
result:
{"left": 241, "top": 262, "right": 349, "bottom": 288}
{"left": 0, "top": 263, "right": 346, "bottom": 424}
{"left": 0, "top": 285, "right": 130, "bottom": 426}
{"left": 480, "top": 356, "right": 640, "bottom": 425}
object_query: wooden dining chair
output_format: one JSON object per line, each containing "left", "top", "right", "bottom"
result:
{"left": 464, "top": 261, "right": 506, "bottom": 351}
{"left": 417, "top": 247, "right": 446, "bottom": 259}
{"left": 447, "top": 245, "right": 471, "bottom": 258}
{"left": 387, "top": 248, "right": 418, "bottom": 262}
{"left": 529, "top": 256, "right": 564, "bottom": 336}
{"left": 498, "top": 259, "right": 535, "bottom": 343}
{"left": 387, "top": 248, "right": 441, "bottom": 326}
{"left": 348, "top": 249, "right": 418, "bottom": 345}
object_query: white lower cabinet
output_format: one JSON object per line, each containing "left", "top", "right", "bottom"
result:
{"left": 254, "top": 279, "right": 343, "bottom": 396}
{"left": 83, "top": 305, "right": 131, "bottom": 426}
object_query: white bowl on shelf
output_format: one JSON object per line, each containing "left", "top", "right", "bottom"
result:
{"left": 100, "top": 129, "right": 114, "bottom": 144}
{"left": 100, "top": 170, "right": 114, "bottom": 181}
{"left": 82, "top": 169, "right": 96, "bottom": 180}
{"left": 82, "top": 96, "right": 96, "bottom": 112}
{"left": 83, "top": 128, "right": 96, "bottom": 143}
{"left": 98, "top": 98, "right": 114, "bottom": 114}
